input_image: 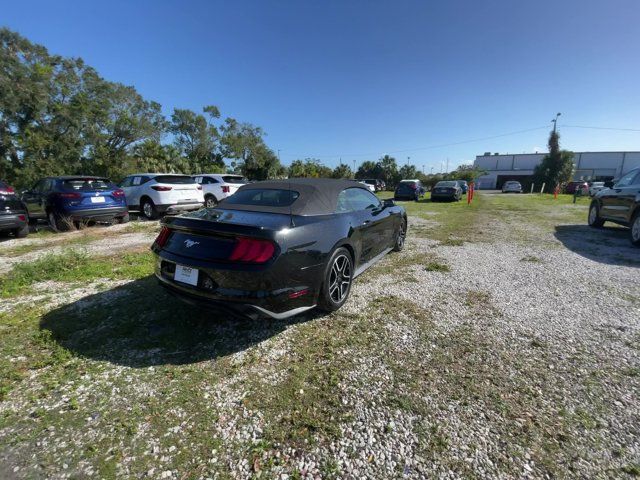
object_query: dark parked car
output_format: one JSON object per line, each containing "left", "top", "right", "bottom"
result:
{"left": 0, "top": 180, "right": 29, "bottom": 238}
{"left": 431, "top": 181, "right": 462, "bottom": 202}
{"left": 455, "top": 180, "right": 468, "bottom": 194}
{"left": 152, "top": 178, "right": 407, "bottom": 319}
{"left": 22, "top": 176, "right": 129, "bottom": 232}
{"left": 565, "top": 181, "right": 588, "bottom": 195}
{"left": 394, "top": 179, "right": 425, "bottom": 201}
{"left": 588, "top": 167, "right": 640, "bottom": 246}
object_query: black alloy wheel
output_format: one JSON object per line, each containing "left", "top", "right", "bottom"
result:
{"left": 318, "top": 247, "right": 353, "bottom": 312}
{"left": 393, "top": 220, "right": 406, "bottom": 252}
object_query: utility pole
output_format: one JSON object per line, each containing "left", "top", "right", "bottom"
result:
{"left": 422, "top": 164, "right": 425, "bottom": 175}
{"left": 277, "top": 149, "right": 281, "bottom": 161}
{"left": 352, "top": 159, "right": 356, "bottom": 174}
{"left": 430, "top": 167, "right": 434, "bottom": 174}
{"left": 446, "top": 158, "right": 449, "bottom": 173}
{"left": 407, "top": 156, "right": 410, "bottom": 166}
{"left": 552, "top": 112, "right": 561, "bottom": 133}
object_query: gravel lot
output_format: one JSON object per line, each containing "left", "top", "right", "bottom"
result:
{"left": 0, "top": 194, "right": 638, "bottom": 479}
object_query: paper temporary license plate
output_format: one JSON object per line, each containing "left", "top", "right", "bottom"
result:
{"left": 90, "top": 196, "right": 106, "bottom": 203}
{"left": 174, "top": 264, "right": 199, "bottom": 286}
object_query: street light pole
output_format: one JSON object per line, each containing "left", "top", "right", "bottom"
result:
{"left": 552, "top": 112, "right": 561, "bottom": 133}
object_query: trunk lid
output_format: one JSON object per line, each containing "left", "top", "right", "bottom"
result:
{"left": 159, "top": 208, "right": 290, "bottom": 261}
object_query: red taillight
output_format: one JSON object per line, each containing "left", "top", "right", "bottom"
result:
{"left": 0, "top": 186, "right": 14, "bottom": 195}
{"left": 289, "top": 288, "right": 309, "bottom": 299}
{"left": 57, "top": 192, "right": 82, "bottom": 199}
{"left": 151, "top": 186, "right": 172, "bottom": 191}
{"left": 113, "top": 189, "right": 125, "bottom": 197}
{"left": 154, "top": 226, "right": 171, "bottom": 248}
{"left": 18, "top": 214, "right": 26, "bottom": 221}
{"left": 222, "top": 186, "right": 230, "bottom": 193}
{"left": 229, "top": 237, "right": 275, "bottom": 264}
{"left": 197, "top": 185, "right": 203, "bottom": 190}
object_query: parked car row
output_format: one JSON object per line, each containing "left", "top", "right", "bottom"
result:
{"left": 0, "top": 172, "right": 252, "bottom": 238}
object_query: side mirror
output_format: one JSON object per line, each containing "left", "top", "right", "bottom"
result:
{"left": 383, "top": 198, "right": 395, "bottom": 207}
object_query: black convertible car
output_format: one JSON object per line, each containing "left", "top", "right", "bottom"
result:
{"left": 588, "top": 166, "right": 640, "bottom": 246}
{"left": 152, "top": 178, "right": 407, "bottom": 318}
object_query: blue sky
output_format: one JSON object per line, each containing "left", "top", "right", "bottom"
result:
{"left": 3, "top": 0, "right": 640, "bottom": 171}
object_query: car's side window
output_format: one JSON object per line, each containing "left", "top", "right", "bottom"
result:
{"left": 120, "top": 177, "right": 132, "bottom": 187}
{"left": 616, "top": 170, "right": 640, "bottom": 188}
{"left": 336, "top": 189, "right": 351, "bottom": 213}
{"left": 132, "top": 176, "right": 142, "bottom": 186}
{"left": 343, "top": 188, "right": 381, "bottom": 212}
{"left": 208, "top": 177, "right": 219, "bottom": 184}
{"left": 32, "top": 179, "right": 46, "bottom": 193}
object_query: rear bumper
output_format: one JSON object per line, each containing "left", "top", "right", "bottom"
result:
{"left": 153, "top": 253, "right": 320, "bottom": 319}
{"left": 62, "top": 206, "right": 128, "bottom": 221}
{"left": 158, "top": 203, "right": 203, "bottom": 214}
{"left": 431, "top": 193, "right": 457, "bottom": 199}
{"left": 0, "top": 213, "right": 27, "bottom": 231}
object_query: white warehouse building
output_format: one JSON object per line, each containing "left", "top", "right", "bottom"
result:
{"left": 474, "top": 151, "right": 640, "bottom": 190}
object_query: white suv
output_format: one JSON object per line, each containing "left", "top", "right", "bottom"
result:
{"left": 193, "top": 174, "right": 248, "bottom": 208}
{"left": 120, "top": 174, "right": 204, "bottom": 219}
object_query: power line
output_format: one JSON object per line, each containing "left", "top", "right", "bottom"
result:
{"left": 560, "top": 124, "right": 640, "bottom": 132}
{"left": 284, "top": 125, "right": 549, "bottom": 159}
{"left": 282, "top": 123, "right": 640, "bottom": 161}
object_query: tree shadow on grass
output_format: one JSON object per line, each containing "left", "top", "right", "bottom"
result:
{"left": 40, "top": 275, "right": 318, "bottom": 368}
{"left": 554, "top": 224, "right": 639, "bottom": 267}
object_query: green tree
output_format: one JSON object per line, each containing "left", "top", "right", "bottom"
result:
{"left": 332, "top": 163, "right": 353, "bottom": 179}
{"left": 169, "top": 106, "right": 223, "bottom": 174}
{"left": 532, "top": 130, "right": 574, "bottom": 189}
{"left": 220, "top": 118, "right": 284, "bottom": 179}
{"left": 355, "top": 160, "right": 377, "bottom": 179}
{"left": 398, "top": 164, "right": 418, "bottom": 180}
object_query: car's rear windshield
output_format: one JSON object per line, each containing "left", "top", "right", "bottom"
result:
{"left": 397, "top": 183, "right": 415, "bottom": 190}
{"left": 61, "top": 178, "right": 114, "bottom": 191}
{"left": 224, "top": 188, "right": 300, "bottom": 207}
{"left": 154, "top": 175, "right": 195, "bottom": 184}
{"left": 221, "top": 175, "right": 248, "bottom": 184}
{"left": 436, "top": 181, "right": 457, "bottom": 187}
{"left": 0, "top": 197, "right": 22, "bottom": 209}
{"left": 506, "top": 181, "right": 520, "bottom": 185}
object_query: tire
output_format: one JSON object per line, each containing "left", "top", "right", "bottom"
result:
{"left": 48, "top": 211, "right": 72, "bottom": 232}
{"left": 588, "top": 202, "right": 605, "bottom": 228}
{"left": 117, "top": 213, "right": 130, "bottom": 224}
{"left": 317, "top": 247, "right": 353, "bottom": 312}
{"left": 12, "top": 222, "right": 29, "bottom": 238}
{"left": 631, "top": 212, "right": 640, "bottom": 247}
{"left": 393, "top": 219, "right": 407, "bottom": 252}
{"left": 141, "top": 198, "right": 158, "bottom": 220}
{"left": 204, "top": 195, "right": 218, "bottom": 209}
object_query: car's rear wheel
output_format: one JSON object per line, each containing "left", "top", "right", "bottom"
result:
{"left": 393, "top": 219, "right": 406, "bottom": 252}
{"left": 13, "top": 223, "right": 29, "bottom": 238}
{"left": 588, "top": 202, "right": 605, "bottom": 228}
{"left": 631, "top": 212, "right": 640, "bottom": 246}
{"left": 205, "top": 195, "right": 218, "bottom": 208}
{"left": 117, "top": 213, "right": 130, "bottom": 224}
{"left": 48, "top": 211, "right": 72, "bottom": 232}
{"left": 141, "top": 198, "right": 158, "bottom": 220}
{"left": 318, "top": 247, "right": 353, "bottom": 312}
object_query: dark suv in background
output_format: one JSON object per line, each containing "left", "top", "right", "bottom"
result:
{"left": 0, "top": 180, "right": 29, "bottom": 238}
{"left": 588, "top": 167, "right": 640, "bottom": 246}
{"left": 22, "top": 176, "right": 129, "bottom": 232}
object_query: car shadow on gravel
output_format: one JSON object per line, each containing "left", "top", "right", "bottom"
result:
{"left": 40, "top": 275, "right": 319, "bottom": 368}
{"left": 554, "top": 224, "right": 639, "bottom": 267}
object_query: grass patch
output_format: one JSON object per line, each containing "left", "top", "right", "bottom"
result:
{"left": 438, "top": 238, "right": 465, "bottom": 247}
{"left": 425, "top": 261, "right": 450, "bottom": 272}
{"left": 0, "top": 249, "right": 154, "bottom": 297}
